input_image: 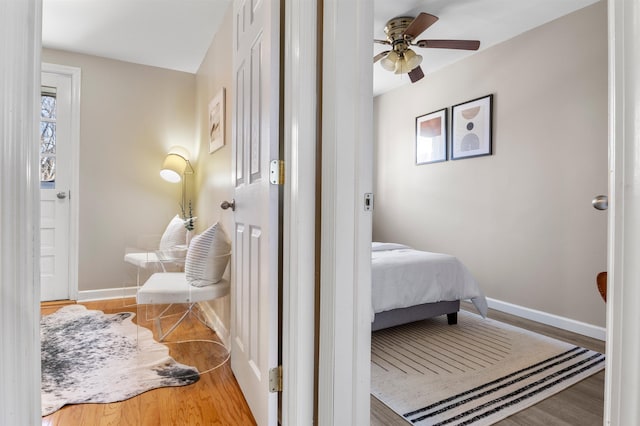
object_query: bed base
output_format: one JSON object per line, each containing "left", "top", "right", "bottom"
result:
{"left": 371, "top": 300, "right": 460, "bottom": 331}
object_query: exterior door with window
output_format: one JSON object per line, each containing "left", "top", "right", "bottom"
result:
{"left": 230, "top": 0, "right": 280, "bottom": 424}
{"left": 40, "top": 70, "right": 74, "bottom": 301}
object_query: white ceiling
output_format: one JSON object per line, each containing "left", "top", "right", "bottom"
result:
{"left": 373, "top": 0, "right": 599, "bottom": 95}
{"left": 42, "top": 0, "right": 598, "bottom": 94}
{"left": 42, "top": 0, "right": 231, "bottom": 74}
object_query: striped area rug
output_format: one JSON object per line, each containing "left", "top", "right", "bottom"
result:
{"left": 371, "top": 310, "right": 604, "bottom": 426}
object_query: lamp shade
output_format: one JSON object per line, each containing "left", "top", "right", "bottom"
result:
{"left": 160, "top": 153, "right": 188, "bottom": 183}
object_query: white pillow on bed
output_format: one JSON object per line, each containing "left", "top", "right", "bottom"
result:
{"left": 371, "top": 242, "right": 411, "bottom": 252}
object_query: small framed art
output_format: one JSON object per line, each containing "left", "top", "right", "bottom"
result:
{"left": 208, "top": 87, "right": 225, "bottom": 154}
{"left": 451, "top": 94, "right": 493, "bottom": 160}
{"left": 416, "top": 108, "right": 447, "bottom": 165}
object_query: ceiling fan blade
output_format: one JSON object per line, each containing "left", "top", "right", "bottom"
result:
{"left": 374, "top": 39, "right": 391, "bottom": 45}
{"left": 408, "top": 66, "right": 425, "bottom": 83}
{"left": 403, "top": 13, "right": 439, "bottom": 40}
{"left": 415, "top": 39, "right": 481, "bottom": 50}
{"left": 373, "top": 50, "right": 390, "bottom": 63}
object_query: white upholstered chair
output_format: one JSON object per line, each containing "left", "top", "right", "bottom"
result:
{"left": 135, "top": 222, "right": 231, "bottom": 341}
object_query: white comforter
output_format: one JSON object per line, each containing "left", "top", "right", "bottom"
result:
{"left": 372, "top": 242, "right": 488, "bottom": 317}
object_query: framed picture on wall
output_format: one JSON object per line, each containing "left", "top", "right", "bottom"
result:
{"left": 208, "top": 87, "right": 225, "bottom": 154}
{"left": 415, "top": 108, "right": 447, "bottom": 165}
{"left": 451, "top": 94, "right": 493, "bottom": 160}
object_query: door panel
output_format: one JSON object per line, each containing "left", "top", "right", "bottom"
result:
{"left": 250, "top": 40, "right": 262, "bottom": 179}
{"left": 231, "top": 0, "right": 280, "bottom": 422}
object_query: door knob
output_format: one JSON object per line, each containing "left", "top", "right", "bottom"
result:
{"left": 221, "top": 199, "right": 235, "bottom": 211}
{"left": 592, "top": 195, "right": 608, "bottom": 210}
{"left": 56, "top": 191, "right": 67, "bottom": 199}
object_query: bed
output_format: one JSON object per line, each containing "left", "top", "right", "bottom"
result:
{"left": 371, "top": 242, "right": 488, "bottom": 331}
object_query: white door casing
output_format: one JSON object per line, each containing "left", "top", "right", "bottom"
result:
{"left": 318, "top": 1, "right": 374, "bottom": 425}
{"left": 230, "top": 0, "right": 280, "bottom": 424}
{"left": 604, "top": 0, "right": 640, "bottom": 424}
{"left": 0, "top": 0, "right": 42, "bottom": 423}
{"left": 281, "top": 0, "right": 318, "bottom": 424}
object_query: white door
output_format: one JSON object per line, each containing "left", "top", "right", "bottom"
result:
{"left": 230, "top": 0, "right": 280, "bottom": 424}
{"left": 40, "top": 70, "right": 72, "bottom": 301}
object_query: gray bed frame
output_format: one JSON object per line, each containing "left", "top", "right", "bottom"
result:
{"left": 371, "top": 300, "right": 460, "bottom": 331}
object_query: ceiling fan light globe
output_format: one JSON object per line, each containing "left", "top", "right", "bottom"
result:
{"left": 394, "top": 57, "right": 411, "bottom": 74}
{"left": 404, "top": 48, "right": 416, "bottom": 60}
{"left": 405, "top": 49, "right": 423, "bottom": 69}
{"left": 380, "top": 51, "right": 399, "bottom": 71}
{"left": 381, "top": 58, "right": 396, "bottom": 71}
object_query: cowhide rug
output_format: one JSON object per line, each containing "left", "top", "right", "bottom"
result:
{"left": 41, "top": 304, "right": 199, "bottom": 416}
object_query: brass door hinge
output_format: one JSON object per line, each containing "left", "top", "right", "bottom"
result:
{"left": 269, "top": 160, "right": 284, "bottom": 185}
{"left": 269, "top": 365, "right": 283, "bottom": 392}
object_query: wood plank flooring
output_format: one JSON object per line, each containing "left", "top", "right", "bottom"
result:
{"left": 371, "top": 302, "right": 605, "bottom": 426}
{"left": 41, "top": 299, "right": 256, "bottom": 426}
{"left": 42, "top": 299, "right": 604, "bottom": 425}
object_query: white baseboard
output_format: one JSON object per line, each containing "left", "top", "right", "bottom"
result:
{"left": 77, "top": 287, "right": 137, "bottom": 302}
{"left": 197, "top": 302, "right": 230, "bottom": 350}
{"left": 486, "top": 297, "right": 606, "bottom": 341}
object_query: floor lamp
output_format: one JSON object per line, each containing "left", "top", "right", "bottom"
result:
{"left": 160, "top": 149, "right": 195, "bottom": 214}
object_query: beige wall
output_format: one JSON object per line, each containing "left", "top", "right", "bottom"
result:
{"left": 42, "top": 49, "right": 196, "bottom": 292}
{"left": 373, "top": 1, "right": 608, "bottom": 327}
{"left": 41, "top": 2, "right": 234, "bottom": 323}
{"left": 193, "top": 4, "right": 234, "bottom": 328}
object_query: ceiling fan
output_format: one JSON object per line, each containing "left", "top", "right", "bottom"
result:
{"left": 374, "top": 12, "right": 480, "bottom": 83}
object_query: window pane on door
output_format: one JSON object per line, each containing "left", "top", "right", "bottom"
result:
{"left": 40, "top": 157, "right": 56, "bottom": 188}
{"left": 40, "top": 91, "right": 57, "bottom": 189}
{"left": 41, "top": 94, "right": 56, "bottom": 119}
{"left": 40, "top": 122, "right": 56, "bottom": 153}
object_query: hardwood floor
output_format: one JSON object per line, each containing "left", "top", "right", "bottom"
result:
{"left": 42, "top": 299, "right": 604, "bottom": 425}
{"left": 41, "top": 299, "right": 256, "bottom": 426}
{"left": 371, "top": 302, "right": 606, "bottom": 426}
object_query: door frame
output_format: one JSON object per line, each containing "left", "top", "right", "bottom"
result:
{"left": 281, "top": 0, "right": 317, "bottom": 424}
{"left": 41, "top": 62, "right": 81, "bottom": 301}
{"left": 0, "top": 0, "right": 42, "bottom": 423}
{"left": 317, "top": 1, "right": 374, "bottom": 424}
{"left": 603, "top": 0, "right": 640, "bottom": 424}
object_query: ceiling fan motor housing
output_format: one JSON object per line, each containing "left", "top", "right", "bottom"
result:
{"left": 384, "top": 16, "right": 414, "bottom": 42}
{"left": 385, "top": 17, "right": 414, "bottom": 55}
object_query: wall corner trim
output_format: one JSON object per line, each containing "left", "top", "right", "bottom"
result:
{"left": 197, "top": 302, "right": 230, "bottom": 349}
